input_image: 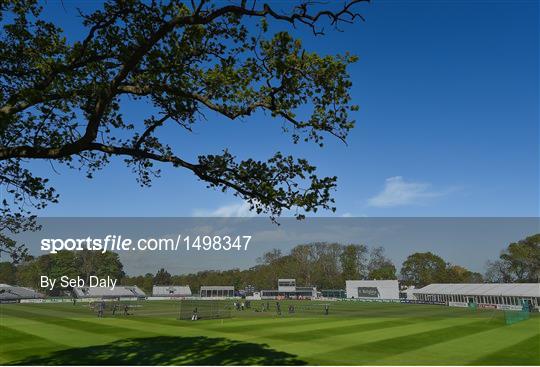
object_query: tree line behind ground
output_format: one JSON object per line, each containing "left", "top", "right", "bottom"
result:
{"left": 0, "top": 234, "right": 538, "bottom": 296}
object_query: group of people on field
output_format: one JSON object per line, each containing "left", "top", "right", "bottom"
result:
{"left": 247, "top": 300, "right": 329, "bottom": 316}
{"left": 86, "top": 300, "right": 131, "bottom": 318}
{"left": 233, "top": 300, "right": 251, "bottom": 311}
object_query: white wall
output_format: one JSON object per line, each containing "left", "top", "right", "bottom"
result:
{"left": 246, "top": 292, "right": 262, "bottom": 300}
{"left": 403, "top": 286, "right": 417, "bottom": 300}
{"left": 346, "top": 280, "right": 399, "bottom": 300}
{"left": 277, "top": 279, "right": 296, "bottom": 292}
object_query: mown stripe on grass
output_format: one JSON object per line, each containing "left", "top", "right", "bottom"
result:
{"left": 0, "top": 325, "right": 68, "bottom": 365}
{"left": 124, "top": 314, "right": 348, "bottom": 336}
{"left": 218, "top": 318, "right": 387, "bottom": 342}
{"left": 376, "top": 317, "right": 539, "bottom": 365}
{"left": 0, "top": 324, "right": 52, "bottom": 344}
{"left": 0, "top": 315, "right": 119, "bottom": 347}
{"left": 264, "top": 318, "right": 417, "bottom": 343}
{"left": 106, "top": 316, "right": 319, "bottom": 342}
{"left": 80, "top": 316, "right": 374, "bottom": 346}
{"left": 470, "top": 333, "right": 540, "bottom": 365}
{"left": 309, "top": 320, "right": 505, "bottom": 365}
{"left": 191, "top": 315, "right": 409, "bottom": 342}
{"left": 2, "top": 304, "right": 91, "bottom": 319}
{"left": 1, "top": 307, "right": 155, "bottom": 338}
{"left": 0, "top": 325, "right": 65, "bottom": 350}
{"left": 297, "top": 317, "right": 480, "bottom": 363}
{"left": 76, "top": 317, "right": 212, "bottom": 339}
{"left": 136, "top": 315, "right": 320, "bottom": 332}
{"left": 207, "top": 317, "right": 362, "bottom": 334}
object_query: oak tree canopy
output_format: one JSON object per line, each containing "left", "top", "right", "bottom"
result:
{"left": 0, "top": 0, "right": 366, "bottom": 226}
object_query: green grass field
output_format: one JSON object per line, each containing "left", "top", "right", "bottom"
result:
{"left": 1, "top": 300, "right": 539, "bottom": 365}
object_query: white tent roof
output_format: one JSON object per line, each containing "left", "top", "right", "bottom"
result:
{"left": 0, "top": 285, "right": 44, "bottom": 300}
{"left": 73, "top": 285, "right": 145, "bottom": 298}
{"left": 413, "top": 283, "right": 540, "bottom": 297}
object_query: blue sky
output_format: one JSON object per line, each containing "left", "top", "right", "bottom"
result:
{"left": 26, "top": 0, "right": 539, "bottom": 217}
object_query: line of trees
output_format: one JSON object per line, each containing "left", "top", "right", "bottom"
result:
{"left": 484, "top": 234, "right": 540, "bottom": 283}
{"left": 126, "top": 244, "right": 482, "bottom": 294}
{"left": 0, "top": 234, "right": 537, "bottom": 295}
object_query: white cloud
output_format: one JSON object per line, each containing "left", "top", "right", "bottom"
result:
{"left": 368, "top": 176, "right": 447, "bottom": 208}
{"left": 340, "top": 213, "right": 368, "bottom": 217}
{"left": 192, "top": 201, "right": 256, "bottom": 217}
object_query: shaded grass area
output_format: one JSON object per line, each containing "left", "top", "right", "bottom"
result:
{"left": 1, "top": 300, "right": 539, "bottom": 365}
{"left": 11, "top": 336, "right": 306, "bottom": 366}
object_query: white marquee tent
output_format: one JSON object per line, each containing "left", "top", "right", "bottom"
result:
{"left": 413, "top": 283, "right": 540, "bottom": 310}
{"left": 73, "top": 285, "right": 146, "bottom": 299}
{"left": 0, "top": 284, "right": 44, "bottom": 302}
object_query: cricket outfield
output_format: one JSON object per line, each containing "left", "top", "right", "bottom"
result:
{"left": 1, "top": 300, "right": 538, "bottom": 365}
